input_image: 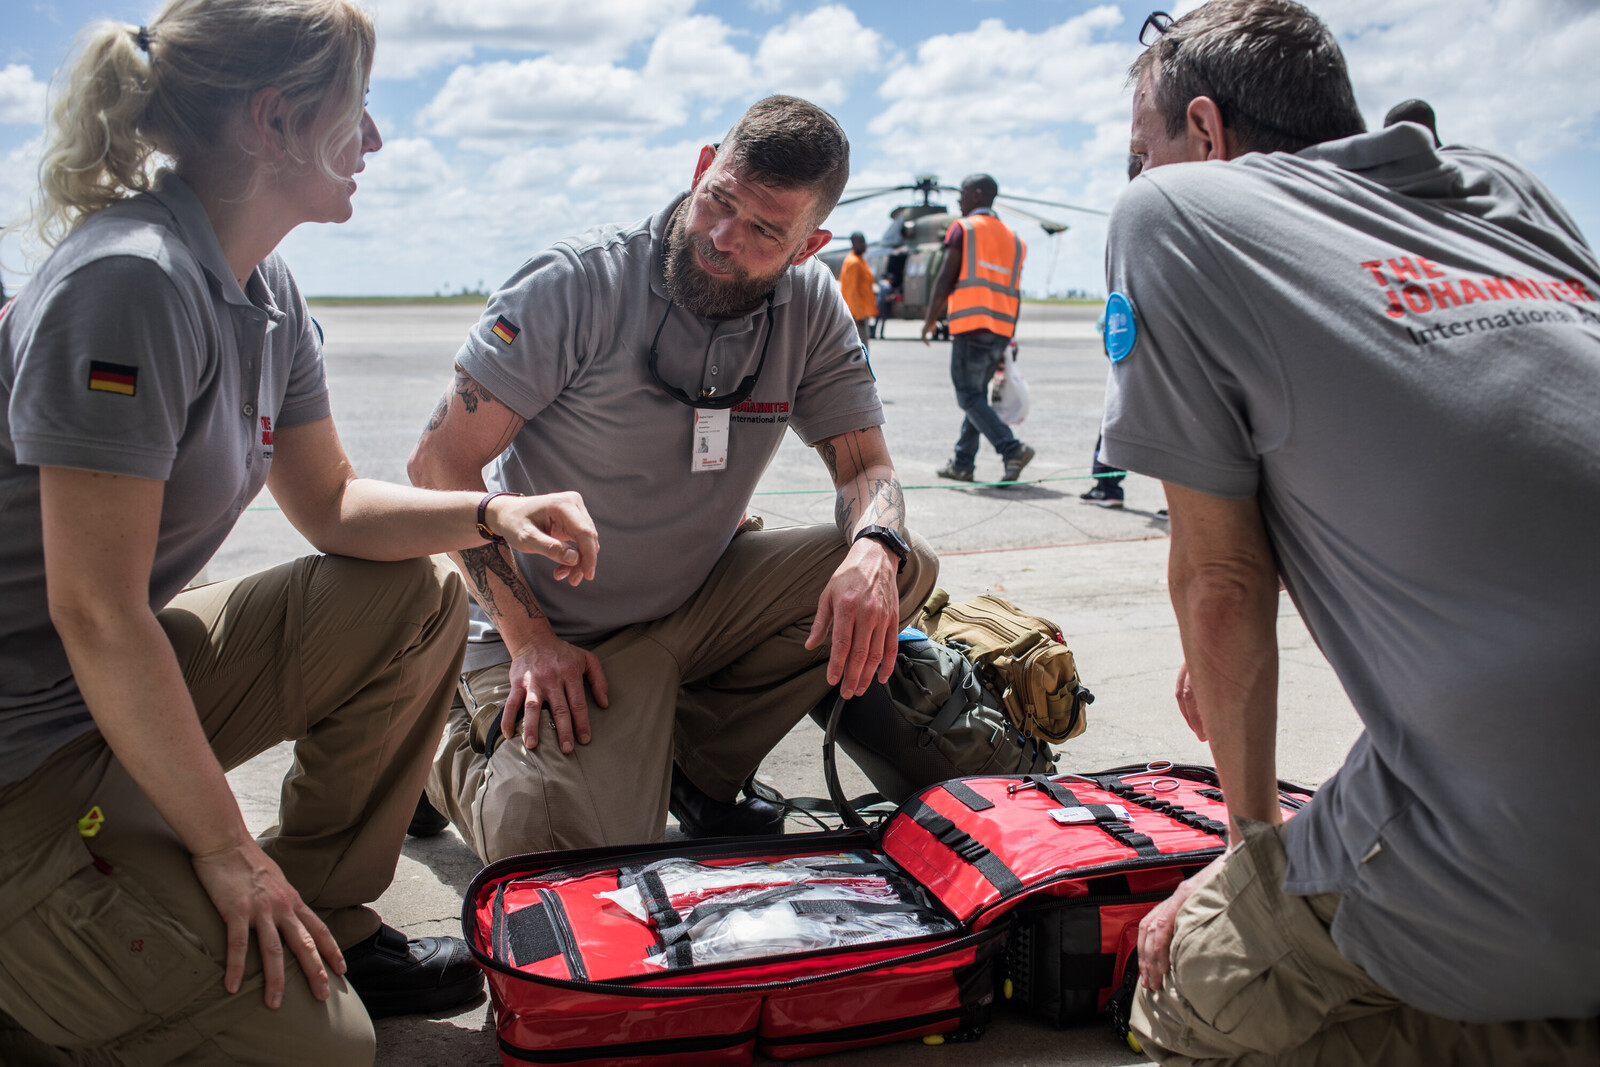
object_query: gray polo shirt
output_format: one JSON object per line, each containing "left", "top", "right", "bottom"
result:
{"left": 458, "top": 194, "right": 880, "bottom": 653}
{"left": 0, "top": 173, "right": 330, "bottom": 786}
{"left": 1101, "top": 124, "right": 1600, "bottom": 1021}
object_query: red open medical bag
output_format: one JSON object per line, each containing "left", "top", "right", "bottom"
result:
{"left": 464, "top": 764, "right": 1312, "bottom": 1065}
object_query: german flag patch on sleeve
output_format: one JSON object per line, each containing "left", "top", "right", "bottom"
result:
{"left": 491, "top": 316, "right": 520, "bottom": 345}
{"left": 87, "top": 360, "right": 138, "bottom": 396}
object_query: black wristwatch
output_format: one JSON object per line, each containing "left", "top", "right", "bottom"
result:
{"left": 853, "top": 525, "right": 908, "bottom": 573}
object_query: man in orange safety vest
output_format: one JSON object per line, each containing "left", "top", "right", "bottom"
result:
{"left": 838, "top": 231, "right": 877, "bottom": 350}
{"left": 920, "top": 174, "right": 1035, "bottom": 484}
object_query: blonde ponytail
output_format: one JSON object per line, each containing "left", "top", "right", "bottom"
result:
{"left": 19, "top": 0, "right": 375, "bottom": 250}
{"left": 33, "top": 22, "right": 159, "bottom": 248}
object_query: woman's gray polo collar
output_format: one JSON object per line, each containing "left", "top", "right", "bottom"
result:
{"left": 146, "top": 171, "right": 284, "bottom": 324}
{"left": 647, "top": 191, "right": 796, "bottom": 315}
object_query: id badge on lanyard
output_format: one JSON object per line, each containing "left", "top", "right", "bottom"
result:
{"left": 692, "top": 408, "right": 730, "bottom": 472}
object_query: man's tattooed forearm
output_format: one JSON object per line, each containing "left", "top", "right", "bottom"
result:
{"left": 457, "top": 544, "right": 546, "bottom": 621}
{"left": 818, "top": 440, "right": 839, "bottom": 481}
{"left": 862, "top": 477, "right": 906, "bottom": 534}
{"left": 834, "top": 492, "right": 857, "bottom": 534}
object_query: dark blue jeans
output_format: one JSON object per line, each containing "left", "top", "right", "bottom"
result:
{"left": 950, "top": 329, "right": 1021, "bottom": 471}
{"left": 1091, "top": 432, "right": 1124, "bottom": 487}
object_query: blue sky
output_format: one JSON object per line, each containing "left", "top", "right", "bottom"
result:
{"left": 4, "top": 0, "right": 1597, "bottom": 296}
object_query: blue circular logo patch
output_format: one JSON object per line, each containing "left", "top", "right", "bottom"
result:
{"left": 1103, "top": 291, "right": 1138, "bottom": 363}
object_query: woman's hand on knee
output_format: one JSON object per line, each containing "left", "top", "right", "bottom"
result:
{"left": 191, "top": 839, "right": 345, "bottom": 1009}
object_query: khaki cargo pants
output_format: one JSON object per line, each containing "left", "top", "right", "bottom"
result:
{"left": 0, "top": 555, "right": 467, "bottom": 1066}
{"left": 430, "top": 524, "right": 938, "bottom": 863}
{"left": 1132, "top": 818, "right": 1599, "bottom": 1066}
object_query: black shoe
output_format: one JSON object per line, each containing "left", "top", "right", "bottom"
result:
{"left": 344, "top": 925, "right": 483, "bottom": 1019}
{"left": 1079, "top": 483, "right": 1125, "bottom": 508}
{"left": 669, "top": 765, "right": 786, "bottom": 838}
{"left": 407, "top": 792, "right": 449, "bottom": 838}
{"left": 936, "top": 461, "right": 974, "bottom": 482}
{"left": 1002, "top": 444, "right": 1036, "bottom": 483}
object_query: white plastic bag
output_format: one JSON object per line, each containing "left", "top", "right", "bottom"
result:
{"left": 597, "top": 853, "right": 890, "bottom": 923}
{"left": 990, "top": 340, "right": 1030, "bottom": 425}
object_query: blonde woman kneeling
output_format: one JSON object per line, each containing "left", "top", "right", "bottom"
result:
{"left": 0, "top": 1, "right": 596, "bottom": 1062}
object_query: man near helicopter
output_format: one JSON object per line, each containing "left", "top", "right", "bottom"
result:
{"left": 838, "top": 231, "right": 877, "bottom": 349}
{"left": 1101, "top": 1, "right": 1600, "bottom": 1062}
{"left": 921, "top": 174, "right": 1036, "bottom": 484}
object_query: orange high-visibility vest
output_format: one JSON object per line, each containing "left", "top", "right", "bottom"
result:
{"left": 946, "top": 213, "right": 1026, "bottom": 337}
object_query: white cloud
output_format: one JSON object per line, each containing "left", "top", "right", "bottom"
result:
{"left": 276, "top": 133, "right": 710, "bottom": 296}
{"left": 642, "top": 15, "right": 754, "bottom": 107}
{"left": 849, "top": 5, "right": 1134, "bottom": 283}
{"left": 417, "top": 57, "right": 683, "bottom": 140}
{"left": 367, "top": 0, "right": 695, "bottom": 78}
{"left": 1321, "top": 0, "right": 1600, "bottom": 160}
{"left": 357, "top": 135, "right": 458, "bottom": 196}
{"left": 0, "top": 65, "right": 49, "bottom": 125}
{"left": 872, "top": 7, "right": 1135, "bottom": 140}
{"left": 754, "top": 5, "right": 884, "bottom": 106}
{"left": 414, "top": 7, "right": 887, "bottom": 145}
{"left": 0, "top": 135, "right": 46, "bottom": 285}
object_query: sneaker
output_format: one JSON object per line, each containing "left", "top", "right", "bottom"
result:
{"left": 936, "top": 461, "right": 974, "bottom": 482}
{"left": 1079, "top": 484, "right": 1125, "bottom": 508}
{"left": 344, "top": 924, "right": 484, "bottom": 1019}
{"left": 1001, "top": 445, "right": 1036, "bottom": 483}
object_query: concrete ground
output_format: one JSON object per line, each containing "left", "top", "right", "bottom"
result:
{"left": 221, "top": 301, "right": 1361, "bottom": 1066}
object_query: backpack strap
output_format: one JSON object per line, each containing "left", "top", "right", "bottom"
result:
{"left": 901, "top": 798, "right": 1025, "bottom": 896}
{"left": 919, "top": 679, "right": 977, "bottom": 748}
{"left": 823, "top": 692, "right": 870, "bottom": 829}
{"left": 1095, "top": 774, "right": 1229, "bottom": 840}
{"left": 942, "top": 780, "right": 994, "bottom": 812}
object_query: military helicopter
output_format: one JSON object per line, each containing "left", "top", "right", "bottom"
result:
{"left": 818, "top": 175, "right": 1106, "bottom": 333}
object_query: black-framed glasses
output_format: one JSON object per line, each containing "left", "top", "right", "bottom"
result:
{"left": 1139, "top": 10, "right": 1173, "bottom": 46}
{"left": 647, "top": 294, "right": 775, "bottom": 410}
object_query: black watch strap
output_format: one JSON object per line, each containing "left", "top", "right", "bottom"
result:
{"left": 853, "top": 525, "right": 908, "bottom": 573}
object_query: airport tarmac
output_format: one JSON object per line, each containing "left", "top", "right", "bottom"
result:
{"left": 220, "top": 300, "right": 1361, "bottom": 1066}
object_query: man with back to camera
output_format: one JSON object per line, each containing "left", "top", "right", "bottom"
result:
{"left": 921, "top": 174, "right": 1036, "bottom": 484}
{"left": 408, "top": 95, "right": 938, "bottom": 863}
{"left": 839, "top": 230, "right": 877, "bottom": 349}
{"left": 1100, "top": 1, "right": 1599, "bottom": 1062}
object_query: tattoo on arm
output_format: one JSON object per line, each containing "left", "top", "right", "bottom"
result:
{"left": 457, "top": 544, "right": 546, "bottom": 622}
{"left": 862, "top": 477, "right": 906, "bottom": 533}
{"left": 454, "top": 367, "right": 500, "bottom": 415}
{"left": 827, "top": 429, "right": 905, "bottom": 538}
{"left": 818, "top": 440, "right": 839, "bottom": 481}
{"left": 425, "top": 390, "right": 449, "bottom": 433}
{"left": 834, "top": 493, "right": 856, "bottom": 534}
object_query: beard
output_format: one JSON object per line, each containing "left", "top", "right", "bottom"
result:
{"left": 662, "top": 205, "right": 787, "bottom": 319}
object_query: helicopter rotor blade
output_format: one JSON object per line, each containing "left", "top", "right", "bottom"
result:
{"left": 993, "top": 202, "right": 1071, "bottom": 235}
{"left": 996, "top": 192, "right": 1109, "bottom": 217}
{"left": 832, "top": 186, "right": 917, "bottom": 206}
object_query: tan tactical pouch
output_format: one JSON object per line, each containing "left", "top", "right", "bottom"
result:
{"left": 919, "top": 589, "right": 1094, "bottom": 744}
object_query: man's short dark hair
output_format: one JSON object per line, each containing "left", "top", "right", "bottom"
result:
{"left": 1384, "top": 98, "right": 1440, "bottom": 146}
{"left": 960, "top": 174, "right": 998, "bottom": 206}
{"left": 721, "top": 95, "right": 851, "bottom": 227}
{"left": 1130, "top": 0, "right": 1365, "bottom": 155}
